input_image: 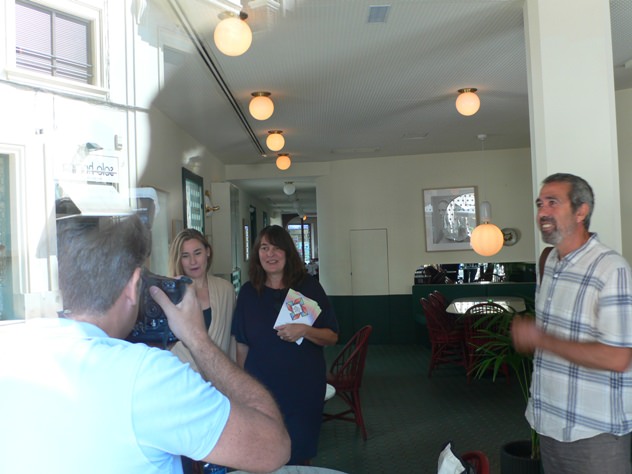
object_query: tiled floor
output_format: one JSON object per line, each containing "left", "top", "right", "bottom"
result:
{"left": 314, "top": 344, "right": 531, "bottom": 474}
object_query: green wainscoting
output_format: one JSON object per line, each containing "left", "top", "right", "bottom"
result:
{"left": 329, "top": 295, "right": 423, "bottom": 345}
{"left": 328, "top": 283, "right": 535, "bottom": 346}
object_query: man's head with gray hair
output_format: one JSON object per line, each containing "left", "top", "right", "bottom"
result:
{"left": 542, "top": 173, "right": 594, "bottom": 230}
{"left": 56, "top": 214, "right": 151, "bottom": 317}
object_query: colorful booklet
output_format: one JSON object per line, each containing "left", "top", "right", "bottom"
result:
{"left": 274, "top": 288, "right": 322, "bottom": 345}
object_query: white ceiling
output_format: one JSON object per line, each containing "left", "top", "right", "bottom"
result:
{"left": 152, "top": 0, "right": 632, "bottom": 215}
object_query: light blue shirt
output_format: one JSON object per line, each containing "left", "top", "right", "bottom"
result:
{"left": 0, "top": 318, "right": 230, "bottom": 473}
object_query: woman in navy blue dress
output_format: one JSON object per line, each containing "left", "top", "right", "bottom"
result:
{"left": 232, "top": 225, "right": 339, "bottom": 465}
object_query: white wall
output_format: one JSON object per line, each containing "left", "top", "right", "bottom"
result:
{"left": 617, "top": 88, "right": 632, "bottom": 262}
{"left": 315, "top": 148, "right": 535, "bottom": 295}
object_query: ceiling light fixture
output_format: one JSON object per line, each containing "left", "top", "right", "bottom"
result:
{"left": 283, "top": 182, "right": 296, "bottom": 195}
{"left": 470, "top": 201, "right": 504, "bottom": 256}
{"left": 456, "top": 88, "right": 480, "bottom": 116}
{"left": 213, "top": 11, "right": 252, "bottom": 57}
{"left": 276, "top": 153, "right": 291, "bottom": 170}
{"left": 249, "top": 92, "right": 274, "bottom": 121}
{"left": 266, "top": 130, "right": 285, "bottom": 151}
{"left": 469, "top": 134, "right": 502, "bottom": 256}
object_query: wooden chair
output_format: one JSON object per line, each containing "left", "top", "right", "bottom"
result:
{"left": 463, "top": 302, "right": 512, "bottom": 384}
{"left": 323, "top": 325, "right": 373, "bottom": 440}
{"left": 421, "top": 298, "right": 467, "bottom": 377}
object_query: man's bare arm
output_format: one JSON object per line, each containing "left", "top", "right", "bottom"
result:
{"left": 511, "top": 316, "right": 632, "bottom": 372}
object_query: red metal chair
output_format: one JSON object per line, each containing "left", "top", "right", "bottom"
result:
{"left": 461, "top": 450, "right": 490, "bottom": 474}
{"left": 323, "top": 325, "right": 373, "bottom": 440}
{"left": 421, "top": 298, "right": 467, "bottom": 377}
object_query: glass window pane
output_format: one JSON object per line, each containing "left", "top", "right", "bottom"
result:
{"left": 0, "top": 154, "right": 13, "bottom": 320}
{"left": 16, "top": 2, "right": 52, "bottom": 73}
{"left": 287, "top": 223, "right": 311, "bottom": 263}
{"left": 54, "top": 14, "right": 91, "bottom": 81}
{"left": 15, "top": 1, "right": 92, "bottom": 84}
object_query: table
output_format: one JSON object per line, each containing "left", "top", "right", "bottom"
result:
{"left": 446, "top": 296, "right": 526, "bottom": 314}
{"left": 230, "top": 467, "right": 347, "bottom": 474}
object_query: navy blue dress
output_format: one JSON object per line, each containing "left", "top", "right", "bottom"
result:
{"left": 231, "top": 275, "right": 338, "bottom": 464}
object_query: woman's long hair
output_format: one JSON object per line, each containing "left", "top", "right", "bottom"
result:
{"left": 249, "top": 225, "right": 306, "bottom": 293}
{"left": 168, "top": 228, "right": 213, "bottom": 277}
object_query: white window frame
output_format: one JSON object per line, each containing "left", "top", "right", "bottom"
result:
{"left": 5, "top": 0, "right": 107, "bottom": 99}
{"left": 0, "top": 143, "right": 46, "bottom": 320}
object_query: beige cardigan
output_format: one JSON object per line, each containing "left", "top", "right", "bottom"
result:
{"left": 171, "top": 274, "right": 236, "bottom": 370}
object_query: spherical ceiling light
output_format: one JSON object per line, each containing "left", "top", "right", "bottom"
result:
{"left": 276, "top": 153, "right": 291, "bottom": 170}
{"left": 266, "top": 130, "right": 285, "bottom": 152}
{"left": 470, "top": 201, "right": 503, "bottom": 256}
{"left": 456, "top": 88, "right": 480, "bottom": 116}
{"left": 283, "top": 182, "right": 296, "bottom": 195}
{"left": 471, "top": 223, "right": 504, "bottom": 256}
{"left": 213, "top": 12, "right": 252, "bottom": 57}
{"left": 249, "top": 92, "right": 274, "bottom": 120}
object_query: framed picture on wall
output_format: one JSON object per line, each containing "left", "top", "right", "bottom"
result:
{"left": 423, "top": 186, "right": 478, "bottom": 252}
{"left": 181, "top": 168, "right": 204, "bottom": 234}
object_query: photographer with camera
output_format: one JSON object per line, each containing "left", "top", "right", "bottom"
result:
{"left": 0, "top": 214, "right": 290, "bottom": 474}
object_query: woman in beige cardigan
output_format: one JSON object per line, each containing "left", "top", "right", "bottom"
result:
{"left": 168, "top": 229, "right": 236, "bottom": 366}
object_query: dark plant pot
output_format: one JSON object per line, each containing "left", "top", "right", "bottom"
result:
{"left": 500, "top": 440, "right": 542, "bottom": 474}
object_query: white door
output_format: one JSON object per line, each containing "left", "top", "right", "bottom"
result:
{"left": 349, "top": 229, "right": 389, "bottom": 295}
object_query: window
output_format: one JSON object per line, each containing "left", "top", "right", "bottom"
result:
{"left": 15, "top": 1, "right": 94, "bottom": 85}
{"left": 0, "top": 155, "right": 13, "bottom": 320}
{"left": 288, "top": 223, "right": 311, "bottom": 263}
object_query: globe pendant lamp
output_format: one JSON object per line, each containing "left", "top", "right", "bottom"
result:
{"left": 283, "top": 182, "right": 296, "bottom": 195}
{"left": 456, "top": 88, "right": 480, "bottom": 116}
{"left": 214, "top": 12, "right": 252, "bottom": 57}
{"left": 266, "top": 130, "right": 285, "bottom": 151}
{"left": 471, "top": 201, "right": 504, "bottom": 257}
{"left": 276, "top": 153, "right": 291, "bottom": 170}
{"left": 249, "top": 92, "right": 274, "bottom": 121}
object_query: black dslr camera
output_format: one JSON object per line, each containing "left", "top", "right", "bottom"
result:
{"left": 127, "top": 268, "right": 192, "bottom": 347}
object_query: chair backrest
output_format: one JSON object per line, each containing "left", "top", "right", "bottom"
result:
{"left": 465, "top": 302, "right": 507, "bottom": 317}
{"left": 461, "top": 450, "right": 490, "bottom": 474}
{"left": 422, "top": 297, "right": 455, "bottom": 334}
{"left": 430, "top": 290, "right": 448, "bottom": 309}
{"left": 328, "top": 325, "right": 373, "bottom": 391}
{"left": 463, "top": 302, "right": 512, "bottom": 342}
{"left": 421, "top": 298, "right": 446, "bottom": 337}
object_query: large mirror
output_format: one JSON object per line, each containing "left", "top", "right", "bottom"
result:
{"left": 414, "top": 262, "right": 536, "bottom": 285}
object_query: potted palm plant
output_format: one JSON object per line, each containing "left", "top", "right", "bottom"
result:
{"left": 469, "top": 303, "right": 541, "bottom": 474}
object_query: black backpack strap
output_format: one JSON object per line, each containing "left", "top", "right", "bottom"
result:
{"left": 539, "top": 246, "right": 554, "bottom": 283}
